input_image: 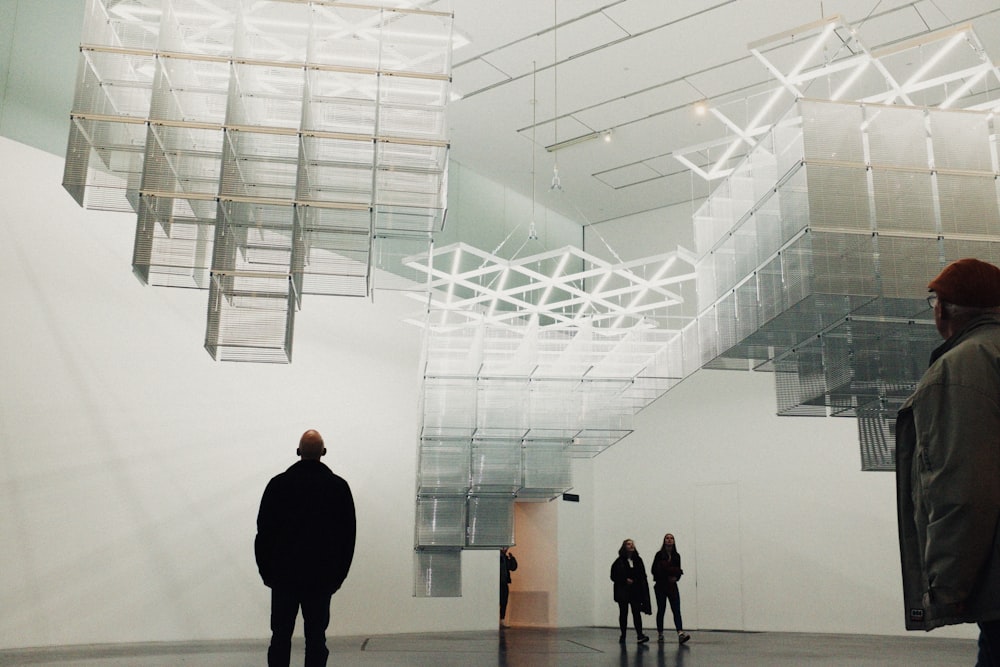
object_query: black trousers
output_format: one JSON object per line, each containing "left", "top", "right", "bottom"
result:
{"left": 979, "top": 620, "right": 1000, "bottom": 667}
{"left": 268, "top": 586, "right": 333, "bottom": 667}
{"left": 654, "top": 583, "right": 684, "bottom": 633}
{"left": 618, "top": 599, "right": 644, "bottom": 636}
{"left": 500, "top": 583, "right": 510, "bottom": 619}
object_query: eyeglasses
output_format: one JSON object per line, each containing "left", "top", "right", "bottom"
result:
{"left": 926, "top": 294, "right": 938, "bottom": 309}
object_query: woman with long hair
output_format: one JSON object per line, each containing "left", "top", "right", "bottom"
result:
{"left": 650, "top": 533, "right": 691, "bottom": 644}
{"left": 610, "top": 538, "right": 651, "bottom": 644}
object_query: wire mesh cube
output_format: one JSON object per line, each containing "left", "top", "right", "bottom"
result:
{"left": 465, "top": 495, "right": 515, "bottom": 548}
{"left": 158, "top": 0, "right": 238, "bottom": 56}
{"left": 476, "top": 379, "right": 530, "bottom": 437}
{"left": 938, "top": 173, "right": 1000, "bottom": 239}
{"left": 415, "top": 495, "right": 467, "bottom": 548}
{"left": 421, "top": 377, "right": 477, "bottom": 438}
{"left": 857, "top": 397, "right": 904, "bottom": 472}
{"left": 291, "top": 205, "right": 372, "bottom": 299}
{"left": 82, "top": 0, "right": 162, "bottom": 51}
{"left": 133, "top": 194, "right": 215, "bottom": 288}
{"left": 73, "top": 49, "right": 155, "bottom": 119}
{"left": 470, "top": 440, "right": 521, "bottom": 493}
{"left": 64, "top": 117, "right": 147, "bottom": 211}
{"left": 379, "top": 8, "right": 454, "bottom": 77}
{"left": 418, "top": 438, "right": 471, "bottom": 495}
{"left": 142, "top": 123, "right": 224, "bottom": 197}
{"left": 219, "top": 130, "right": 300, "bottom": 200}
{"left": 519, "top": 444, "right": 572, "bottom": 500}
{"left": 413, "top": 549, "right": 462, "bottom": 598}
{"left": 149, "top": 57, "right": 231, "bottom": 124}
{"left": 928, "top": 108, "right": 994, "bottom": 172}
{"left": 236, "top": 1, "right": 311, "bottom": 62}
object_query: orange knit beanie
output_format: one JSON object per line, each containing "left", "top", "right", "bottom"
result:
{"left": 928, "top": 258, "right": 1000, "bottom": 307}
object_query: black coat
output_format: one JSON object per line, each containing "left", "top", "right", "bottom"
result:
{"left": 650, "top": 549, "right": 684, "bottom": 594}
{"left": 255, "top": 460, "right": 356, "bottom": 593}
{"left": 610, "top": 555, "right": 652, "bottom": 613}
{"left": 501, "top": 552, "right": 518, "bottom": 586}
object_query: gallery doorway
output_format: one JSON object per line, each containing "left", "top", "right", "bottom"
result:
{"left": 505, "top": 500, "right": 559, "bottom": 627}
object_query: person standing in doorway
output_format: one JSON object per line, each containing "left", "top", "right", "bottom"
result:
{"left": 896, "top": 258, "right": 1000, "bottom": 666}
{"left": 255, "top": 429, "right": 357, "bottom": 667}
{"left": 651, "top": 533, "right": 691, "bottom": 644}
{"left": 610, "top": 539, "right": 651, "bottom": 644}
{"left": 499, "top": 546, "right": 518, "bottom": 627}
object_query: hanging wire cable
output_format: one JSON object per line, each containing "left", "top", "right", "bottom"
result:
{"left": 0, "top": 1, "right": 20, "bottom": 131}
{"left": 550, "top": 0, "right": 563, "bottom": 192}
{"left": 482, "top": 61, "right": 539, "bottom": 276}
{"left": 564, "top": 197, "right": 626, "bottom": 265}
{"left": 526, "top": 59, "right": 539, "bottom": 244}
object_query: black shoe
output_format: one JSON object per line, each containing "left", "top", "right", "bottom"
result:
{"left": 678, "top": 632, "right": 691, "bottom": 645}
{"left": 637, "top": 634, "right": 650, "bottom": 644}
{"left": 619, "top": 634, "right": 626, "bottom": 644}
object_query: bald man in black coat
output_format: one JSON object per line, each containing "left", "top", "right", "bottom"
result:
{"left": 256, "top": 429, "right": 356, "bottom": 667}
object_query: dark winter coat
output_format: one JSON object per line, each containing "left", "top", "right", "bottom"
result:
{"left": 650, "top": 548, "right": 684, "bottom": 595}
{"left": 255, "top": 460, "right": 356, "bottom": 593}
{"left": 610, "top": 555, "right": 651, "bottom": 614}
{"left": 501, "top": 552, "right": 518, "bottom": 586}
{"left": 897, "top": 314, "right": 1000, "bottom": 631}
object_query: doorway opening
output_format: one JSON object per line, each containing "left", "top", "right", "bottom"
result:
{"left": 505, "top": 500, "right": 558, "bottom": 627}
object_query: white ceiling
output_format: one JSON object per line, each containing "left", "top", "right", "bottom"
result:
{"left": 441, "top": 0, "right": 1000, "bottom": 226}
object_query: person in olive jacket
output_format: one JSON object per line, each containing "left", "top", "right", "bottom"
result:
{"left": 897, "top": 258, "right": 1000, "bottom": 666}
{"left": 256, "top": 429, "right": 357, "bottom": 667}
{"left": 610, "top": 539, "right": 651, "bottom": 644}
{"left": 650, "top": 533, "right": 691, "bottom": 644}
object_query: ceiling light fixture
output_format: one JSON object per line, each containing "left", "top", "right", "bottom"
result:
{"left": 550, "top": 164, "right": 563, "bottom": 191}
{"left": 545, "top": 131, "right": 601, "bottom": 152}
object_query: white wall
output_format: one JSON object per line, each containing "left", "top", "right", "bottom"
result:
{"left": 584, "top": 201, "right": 700, "bottom": 262}
{"left": 557, "top": 458, "right": 596, "bottom": 628}
{"left": 440, "top": 160, "right": 583, "bottom": 256}
{"left": 0, "top": 1, "right": 82, "bottom": 156}
{"left": 0, "top": 137, "right": 496, "bottom": 648}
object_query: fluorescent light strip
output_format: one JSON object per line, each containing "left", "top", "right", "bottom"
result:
{"left": 535, "top": 251, "right": 572, "bottom": 311}
{"left": 487, "top": 267, "right": 510, "bottom": 317}
{"left": 901, "top": 31, "right": 967, "bottom": 89}
{"left": 445, "top": 247, "right": 462, "bottom": 304}
{"left": 830, "top": 60, "right": 870, "bottom": 101}
{"left": 545, "top": 131, "right": 600, "bottom": 152}
{"left": 939, "top": 67, "right": 989, "bottom": 109}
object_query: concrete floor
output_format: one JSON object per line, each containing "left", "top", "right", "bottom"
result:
{"left": 0, "top": 627, "right": 977, "bottom": 666}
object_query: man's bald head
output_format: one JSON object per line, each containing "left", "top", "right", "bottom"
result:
{"left": 297, "top": 429, "right": 326, "bottom": 460}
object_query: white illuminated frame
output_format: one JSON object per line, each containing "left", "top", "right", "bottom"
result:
{"left": 404, "top": 242, "right": 698, "bottom": 332}
{"left": 673, "top": 16, "right": 1000, "bottom": 181}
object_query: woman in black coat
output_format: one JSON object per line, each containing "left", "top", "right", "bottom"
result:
{"left": 650, "top": 533, "right": 690, "bottom": 644}
{"left": 610, "top": 538, "right": 651, "bottom": 644}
